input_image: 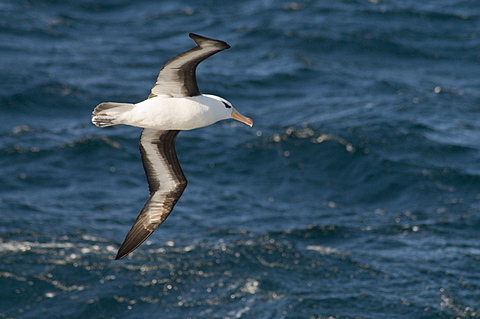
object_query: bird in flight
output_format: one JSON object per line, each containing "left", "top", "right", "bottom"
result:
{"left": 92, "top": 33, "right": 253, "bottom": 260}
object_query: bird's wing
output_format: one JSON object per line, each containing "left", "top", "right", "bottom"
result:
{"left": 115, "top": 129, "right": 187, "bottom": 260}
{"left": 149, "top": 33, "right": 230, "bottom": 98}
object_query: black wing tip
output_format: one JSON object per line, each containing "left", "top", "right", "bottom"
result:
{"left": 114, "top": 227, "right": 155, "bottom": 261}
{"left": 115, "top": 252, "right": 126, "bottom": 261}
{"left": 114, "top": 239, "right": 145, "bottom": 261}
{"left": 115, "top": 250, "right": 132, "bottom": 260}
{"left": 188, "top": 33, "right": 230, "bottom": 50}
{"left": 114, "top": 243, "right": 137, "bottom": 260}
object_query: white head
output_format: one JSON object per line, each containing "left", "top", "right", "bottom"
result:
{"left": 204, "top": 94, "right": 254, "bottom": 127}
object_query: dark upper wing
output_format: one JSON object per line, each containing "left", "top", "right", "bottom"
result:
{"left": 115, "top": 129, "right": 187, "bottom": 260}
{"left": 149, "top": 33, "right": 230, "bottom": 98}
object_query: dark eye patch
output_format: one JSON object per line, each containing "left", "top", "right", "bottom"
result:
{"left": 223, "top": 102, "right": 231, "bottom": 109}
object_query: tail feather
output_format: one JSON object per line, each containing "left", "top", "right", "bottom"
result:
{"left": 91, "top": 102, "right": 135, "bottom": 127}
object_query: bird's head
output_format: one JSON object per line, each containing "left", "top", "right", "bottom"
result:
{"left": 205, "top": 94, "right": 254, "bottom": 127}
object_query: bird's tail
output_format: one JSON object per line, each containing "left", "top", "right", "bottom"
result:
{"left": 91, "top": 102, "right": 135, "bottom": 127}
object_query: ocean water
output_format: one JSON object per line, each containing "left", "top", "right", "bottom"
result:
{"left": 1, "top": 0, "right": 480, "bottom": 318}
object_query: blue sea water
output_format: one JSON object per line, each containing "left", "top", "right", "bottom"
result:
{"left": 1, "top": 0, "right": 480, "bottom": 318}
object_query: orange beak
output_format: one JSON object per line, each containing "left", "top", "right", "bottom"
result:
{"left": 231, "top": 108, "right": 254, "bottom": 127}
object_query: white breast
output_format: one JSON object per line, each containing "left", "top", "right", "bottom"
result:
{"left": 117, "top": 95, "right": 230, "bottom": 130}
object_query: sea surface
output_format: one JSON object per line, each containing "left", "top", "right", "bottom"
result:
{"left": 1, "top": 0, "right": 480, "bottom": 318}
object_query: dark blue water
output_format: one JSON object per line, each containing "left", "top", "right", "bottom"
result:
{"left": 1, "top": 0, "right": 480, "bottom": 318}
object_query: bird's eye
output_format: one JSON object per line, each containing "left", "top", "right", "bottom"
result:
{"left": 223, "top": 102, "right": 231, "bottom": 109}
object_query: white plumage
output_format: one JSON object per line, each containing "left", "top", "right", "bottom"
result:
{"left": 93, "top": 94, "right": 241, "bottom": 130}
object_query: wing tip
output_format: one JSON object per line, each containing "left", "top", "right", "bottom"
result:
{"left": 114, "top": 238, "right": 146, "bottom": 261}
{"left": 189, "top": 33, "right": 230, "bottom": 50}
{"left": 114, "top": 226, "right": 155, "bottom": 261}
{"left": 114, "top": 242, "right": 136, "bottom": 260}
{"left": 115, "top": 249, "right": 129, "bottom": 260}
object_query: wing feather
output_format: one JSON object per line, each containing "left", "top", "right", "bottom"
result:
{"left": 150, "top": 33, "right": 230, "bottom": 98}
{"left": 115, "top": 129, "right": 187, "bottom": 260}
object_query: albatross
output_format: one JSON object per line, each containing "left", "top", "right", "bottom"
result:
{"left": 91, "top": 33, "right": 253, "bottom": 260}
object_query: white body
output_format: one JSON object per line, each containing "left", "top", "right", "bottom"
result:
{"left": 114, "top": 94, "right": 232, "bottom": 130}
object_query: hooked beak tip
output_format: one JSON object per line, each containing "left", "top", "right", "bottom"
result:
{"left": 231, "top": 108, "right": 253, "bottom": 127}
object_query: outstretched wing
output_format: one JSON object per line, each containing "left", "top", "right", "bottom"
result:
{"left": 115, "top": 129, "right": 187, "bottom": 260}
{"left": 149, "top": 33, "right": 230, "bottom": 98}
